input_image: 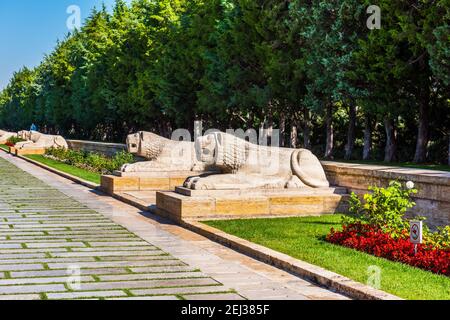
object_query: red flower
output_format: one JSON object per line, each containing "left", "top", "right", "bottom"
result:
{"left": 327, "top": 223, "right": 450, "bottom": 276}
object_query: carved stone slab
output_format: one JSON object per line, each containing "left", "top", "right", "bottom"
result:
{"left": 155, "top": 188, "right": 349, "bottom": 222}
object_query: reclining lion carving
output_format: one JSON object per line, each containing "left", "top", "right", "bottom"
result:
{"left": 184, "top": 132, "right": 329, "bottom": 190}
{"left": 15, "top": 131, "right": 68, "bottom": 150}
{"left": 121, "top": 131, "right": 206, "bottom": 173}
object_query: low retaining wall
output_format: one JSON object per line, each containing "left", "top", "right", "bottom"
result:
{"left": 67, "top": 140, "right": 126, "bottom": 157}
{"left": 322, "top": 161, "right": 450, "bottom": 228}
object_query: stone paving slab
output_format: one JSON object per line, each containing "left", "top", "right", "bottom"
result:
{"left": 0, "top": 284, "right": 66, "bottom": 295}
{"left": 0, "top": 151, "right": 349, "bottom": 301}
{"left": 46, "top": 291, "right": 127, "bottom": 300}
{"left": 183, "top": 293, "right": 246, "bottom": 300}
{"left": 0, "top": 294, "right": 41, "bottom": 300}
{"left": 111, "top": 296, "right": 179, "bottom": 300}
{"left": 0, "top": 156, "right": 239, "bottom": 300}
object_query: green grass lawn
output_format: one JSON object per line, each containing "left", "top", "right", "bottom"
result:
{"left": 330, "top": 159, "right": 450, "bottom": 172}
{"left": 204, "top": 215, "right": 450, "bottom": 300}
{"left": 25, "top": 154, "right": 101, "bottom": 184}
{"left": 0, "top": 144, "right": 9, "bottom": 151}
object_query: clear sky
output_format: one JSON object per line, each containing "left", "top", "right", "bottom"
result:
{"left": 0, "top": 0, "right": 130, "bottom": 90}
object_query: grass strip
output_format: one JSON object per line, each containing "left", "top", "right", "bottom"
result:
{"left": 204, "top": 215, "right": 450, "bottom": 300}
{"left": 24, "top": 155, "right": 101, "bottom": 184}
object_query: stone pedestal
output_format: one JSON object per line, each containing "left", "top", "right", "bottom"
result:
{"left": 155, "top": 187, "right": 349, "bottom": 222}
{"left": 100, "top": 171, "right": 213, "bottom": 195}
{"left": 14, "top": 148, "right": 46, "bottom": 156}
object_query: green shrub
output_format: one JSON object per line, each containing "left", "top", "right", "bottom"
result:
{"left": 7, "top": 136, "right": 26, "bottom": 145}
{"left": 45, "top": 147, "right": 134, "bottom": 174}
{"left": 426, "top": 226, "right": 450, "bottom": 249}
{"left": 344, "top": 180, "right": 450, "bottom": 249}
{"left": 344, "top": 181, "right": 418, "bottom": 238}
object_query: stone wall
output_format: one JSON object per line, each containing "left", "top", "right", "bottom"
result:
{"left": 322, "top": 161, "right": 450, "bottom": 228}
{"left": 67, "top": 140, "right": 127, "bottom": 157}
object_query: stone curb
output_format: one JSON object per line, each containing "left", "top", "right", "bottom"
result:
{"left": 181, "top": 220, "right": 403, "bottom": 301}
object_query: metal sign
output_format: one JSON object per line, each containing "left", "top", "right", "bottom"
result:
{"left": 410, "top": 221, "right": 423, "bottom": 244}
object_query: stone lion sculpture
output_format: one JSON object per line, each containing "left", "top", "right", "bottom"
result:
{"left": 15, "top": 131, "right": 68, "bottom": 150}
{"left": 121, "top": 131, "right": 206, "bottom": 173}
{"left": 184, "top": 132, "right": 330, "bottom": 190}
{"left": 17, "top": 130, "right": 31, "bottom": 141}
{"left": 0, "top": 130, "right": 17, "bottom": 143}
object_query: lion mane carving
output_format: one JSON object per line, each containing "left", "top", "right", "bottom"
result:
{"left": 121, "top": 131, "right": 206, "bottom": 173}
{"left": 184, "top": 132, "right": 330, "bottom": 190}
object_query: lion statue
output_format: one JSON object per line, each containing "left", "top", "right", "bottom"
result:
{"left": 17, "top": 130, "right": 32, "bottom": 141}
{"left": 15, "top": 131, "right": 68, "bottom": 150}
{"left": 121, "top": 131, "right": 206, "bottom": 173}
{"left": 0, "top": 130, "right": 17, "bottom": 143}
{"left": 184, "top": 132, "right": 330, "bottom": 190}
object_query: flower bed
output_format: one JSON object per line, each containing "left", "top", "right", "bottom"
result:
{"left": 327, "top": 223, "right": 450, "bottom": 276}
{"left": 327, "top": 181, "right": 450, "bottom": 277}
{"left": 44, "top": 147, "right": 134, "bottom": 174}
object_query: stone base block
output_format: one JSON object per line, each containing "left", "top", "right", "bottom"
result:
{"left": 155, "top": 187, "right": 349, "bottom": 222}
{"left": 101, "top": 172, "right": 204, "bottom": 194}
{"left": 12, "top": 148, "right": 46, "bottom": 156}
{"left": 17, "top": 148, "right": 46, "bottom": 156}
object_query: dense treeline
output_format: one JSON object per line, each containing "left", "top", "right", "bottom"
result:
{"left": 0, "top": 0, "right": 449, "bottom": 164}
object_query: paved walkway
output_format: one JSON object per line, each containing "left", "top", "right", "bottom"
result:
{"left": 0, "top": 152, "right": 348, "bottom": 300}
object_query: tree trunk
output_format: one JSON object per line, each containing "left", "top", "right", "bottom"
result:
{"left": 290, "top": 125, "right": 298, "bottom": 148}
{"left": 363, "top": 114, "right": 372, "bottom": 161}
{"left": 259, "top": 115, "right": 274, "bottom": 146}
{"left": 413, "top": 90, "right": 429, "bottom": 163}
{"left": 279, "top": 113, "right": 286, "bottom": 147}
{"left": 267, "top": 115, "right": 274, "bottom": 147}
{"left": 324, "top": 104, "right": 334, "bottom": 159}
{"left": 384, "top": 117, "right": 397, "bottom": 162}
{"left": 344, "top": 104, "right": 356, "bottom": 160}
{"left": 303, "top": 107, "right": 311, "bottom": 149}
{"left": 448, "top": 133, "right": 450, "bottom": 166}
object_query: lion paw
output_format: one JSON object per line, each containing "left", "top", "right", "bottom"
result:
{"left": 192, "top": 180, "right": 212, "bottom": 190}
{"left": 285, "top": 176, "right": 306, "bottom": 189}
{"left": 184, "top": 176, "right": 211, "bottom": 190}
{"left": 121, "top": 163, "right": 137, "bottom": 172}
{"left": 184, "top": 176, "right": 200, "bottom": 189}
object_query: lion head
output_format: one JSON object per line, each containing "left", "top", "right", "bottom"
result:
{"left": 17, "top": 130, "right": 30, "bottom": 140}
{"left": 126, "top": 131, "right": 165, "bottom": 160}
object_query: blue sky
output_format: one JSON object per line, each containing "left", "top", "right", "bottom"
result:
{"left": 0, "top": 0, "right": 131, "bottom": 90}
